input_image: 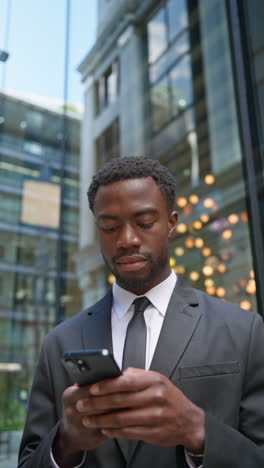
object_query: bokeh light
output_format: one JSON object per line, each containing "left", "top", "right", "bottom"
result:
{"left": 202, "top": 265, "right": 214, "bottom": 276}
{"left": 203, "top": 198, "right": 215, "bottom": 209}
{"left": 177, "top": 223, "right": 188, "bottom": 234}
{"left": 240, "top": 300, "right": 252, "bottom": 311}
{"left": 189, "top": 194, "right": 199, "bottom": 205}
{"left": 222, "top": 229, "right": 233, "bottom": 240}
{"left": 228, "top": 213, "right": 239, "bottom": 224}
{"left": 202, "top": 247, "right": 212, "bottom": 257}
{"left": 189, "top": 271, "right": 200, "bottom": 281}
{"left": 174, "top": 247, "right": 185, "bottom": 256}
{"left": 108, "top": 274, "right": 116, "bottom": 285}
{"left": 176, "top": 197, "right": 188, "bottom": 208}
{"left": 194, "top": 237, "right": 204, "bottom": 248}
{"left": 204, "top": 174, "right": 215, "bottom": 185}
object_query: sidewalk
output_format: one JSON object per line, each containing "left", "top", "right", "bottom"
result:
{"left": 0, "top": 453, "right": 18, "bottom": 468}
{"left": 0, "top": 431, "right": 21, "bottom": 468}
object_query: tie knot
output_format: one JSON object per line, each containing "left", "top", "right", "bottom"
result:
{"left": 133, "top": 296, "right": 150, "bottom": 314}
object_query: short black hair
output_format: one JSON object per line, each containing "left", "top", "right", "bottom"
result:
{"left": 87, "top": 156, "right": 176, "bottom": 212}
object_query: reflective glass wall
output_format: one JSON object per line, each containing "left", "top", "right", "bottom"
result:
{"left": 78, "top": 0, "right": 264, "bottom": 319}
{"left": 146, "top": 0, "right": 256, "bottom": 310}
{"left": 0, "top": 1, "right": 96, "bottom": 464}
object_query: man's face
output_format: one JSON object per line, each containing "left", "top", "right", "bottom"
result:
{"left": 93, "top": 177, "right": 178, "bottom": 295}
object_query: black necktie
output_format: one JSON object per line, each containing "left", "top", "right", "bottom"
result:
{"left": 119, "top": 297, "right": 150, "bottom": 461}
{"left": 122, "top": 296, "right": 150, "bottom": 370}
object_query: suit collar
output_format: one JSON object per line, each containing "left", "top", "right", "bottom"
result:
{"left": 81, "top": 288, "right": 113, "bottom": 352}
{"left": 150, "top": 276, "right": 201, "bottom": 377}
{"left": 81, "top": 276, "right": 201, "bottom": 370}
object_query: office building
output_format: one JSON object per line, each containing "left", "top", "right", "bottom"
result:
{"left": 78, "top": 0, "right": 264, "bottom": 316}
{"left": 0, "top": 89, "right": 82, "bottom": 437}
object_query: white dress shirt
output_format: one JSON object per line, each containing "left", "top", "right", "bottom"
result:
{"left": 51, "top": 271, "right": 202, "bottom": 467}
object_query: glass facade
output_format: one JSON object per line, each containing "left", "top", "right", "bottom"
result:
{"left": 146, "top": 0, "right": 257, "bottom": 311}
{"left": 0, "top": 1, "right": 95, "bottom": 463}
{"left": 78, "top": 0, "right": 264, "bottom": 319}
{"left": 0, "top": 91, "right": 82, "bottom": 453}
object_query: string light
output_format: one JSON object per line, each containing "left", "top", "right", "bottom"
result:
{"left": 185, "top": 237, "right": 195, "bottom": 248}
{"left": 177, "top": 223, "right": 188, "bottom": 234}
{"left": 189, "top": 271, "right": 200, "bottom": 281}
{"left": 194, "top": 238, "right": 204, "bottom": 248}
{"left": 217, "top": 263, "right": 227, "bottom": 273}
{"left": 222, "top": 229, "right": 233, "bottom": 240}
{"left": 204, "top": 278, "right": 215, "bottom": 287}
{"left": 216, "top": 287, "right": 226, "bottom": 298}
{"left": 203, "top": 198, "right": 215, "bottom": 209}
{"left": 200, "top": 214, "right": 210, "bottom": 223}
{"left": 202, "top": 247, "right": 212, "bottom": 257}
{"left": 221, "top": 249, "right": 231, "bottom": 261}
{"left": 169, "top": 257, "right": 176, "bottom": 267}
{"left": 108, "top": 274, "right": 116, "bottom": 285}
{"left": 174, "top": 247, "right": 185, "bottom": 256}
{"left": 241, "top": 212, "right": 248, "bottom": 223}
{"left": 202, "top": 265, "right": 214, "bottom": 276}
{"left": 246, "top": 280, "right": 256, "bottom": 295}
{"left": 189, "top": 194, "right": 199, "bottom": 205}
{"left": 183, "top": 204, "right": 193, "bottom": 215}
{"left": 206, "top": 256, "right": 219, "bottom": 268}
{"left": 228, "top": 214, "right": 239, "bottom": 224}
{"left": 206, "top": 286, "right": 216, "bottom": 295}
{"left": 192, "top": 220, "right": 203, "bottom": 230}
{"left": 204, "top": 174, "right": 215, "bottom": 185}
{"left": 240, "top": 300, "right": 252, "bottom": 311}
{"left": 176, "top": 197, "right": 188, "bottom": 208}
{"left": 174, "top": 265, "right": 185, "bottom": 274}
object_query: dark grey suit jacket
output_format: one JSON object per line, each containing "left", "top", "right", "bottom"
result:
{"left": 18, "top": 277, "right": 264, "bottom": 467}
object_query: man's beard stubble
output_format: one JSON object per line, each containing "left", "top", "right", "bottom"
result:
{"left": 102, "top": 247, "right": 170, "bottom": 293}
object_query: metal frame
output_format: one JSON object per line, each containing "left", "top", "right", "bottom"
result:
{"left": 227, "top": 0, "right": 264, "bottom": 316}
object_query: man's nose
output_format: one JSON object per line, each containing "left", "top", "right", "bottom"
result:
{"left": 116, "top": 224, "right": 140, "bottom": 248}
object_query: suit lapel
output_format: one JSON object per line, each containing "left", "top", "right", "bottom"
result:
{"left": 80, "top": 289, "right": 128, "bottom": 462}
{"left": 150, "top": 276, "right": 201, "bottom": 376}
{"left": 81, "top": 288, "right": 113, "bottom": 352}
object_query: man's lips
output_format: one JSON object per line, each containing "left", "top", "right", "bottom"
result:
{"left": 115, "top": 255, "right": 148, "bottom": 271}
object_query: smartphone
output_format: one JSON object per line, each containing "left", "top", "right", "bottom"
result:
{"left": 63, "top": 348, "right": 122, "bottom": 386}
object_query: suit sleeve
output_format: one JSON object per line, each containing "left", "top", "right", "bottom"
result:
{"left": 18, "top": 339, "right": 61, "bottom": 468}
{"left": 203, "top": 312, "right": 264, "bottom": 467}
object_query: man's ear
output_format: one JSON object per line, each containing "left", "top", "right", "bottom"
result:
{"left": 168, "top": 211, "right": 178, "bottom": 238}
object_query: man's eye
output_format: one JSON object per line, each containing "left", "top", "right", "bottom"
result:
{"left": 139, "top": 222, "right": 154, "bottom": 229}
{"left": 101, "top": 226, "right": 118, "bottom": 233}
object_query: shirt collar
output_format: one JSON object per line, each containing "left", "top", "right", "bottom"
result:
{"left": 112, "top": 271, "right": 177, "bottom": 320}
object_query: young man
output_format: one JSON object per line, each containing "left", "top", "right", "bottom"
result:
{"left": 18, "top": 157, "right": 264, "bottom": 468}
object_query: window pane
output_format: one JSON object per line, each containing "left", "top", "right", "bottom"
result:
{"left": 150, "top": 76, "right": 170, "bottom": 132}
{"left": 169, "top": 53, "right": 193, "bottom": 115}
{"left": 167, "top": 0, "right": 188, "bottom": 41}
{"left": 149, "top": 31, "right": 190, "bottom": 84}
{"left": 147, "top": 7, "right": 167, "bottom": 64}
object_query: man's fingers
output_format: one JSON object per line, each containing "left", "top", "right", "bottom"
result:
{"left": 89, "top": 368, "right": 167, "bottom": 396}
{"left": 81, "top": 406, "right": 168, "bottom": 429}
{"left": 62, "top": 384, "right": 93, "bottom": 408}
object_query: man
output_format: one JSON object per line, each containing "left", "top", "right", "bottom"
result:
{"left": 18, "top": 156, "right": 264, "bottom": 468}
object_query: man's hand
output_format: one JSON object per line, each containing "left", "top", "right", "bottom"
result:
{"left": 78, "top": 368, "right": 205, "bottom": 452}
{"left": 53, "top": 383, "right": 107, "bottom": 467}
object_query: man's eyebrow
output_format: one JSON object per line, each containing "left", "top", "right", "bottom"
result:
{"left": 96, "top": 209, "right": 158, "bottom": 221}
{"left": 134, "top": 209, "right": 158, "bottom": 216}
{"left": 97, "top": 214, "right": 119, "bottom": 221}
